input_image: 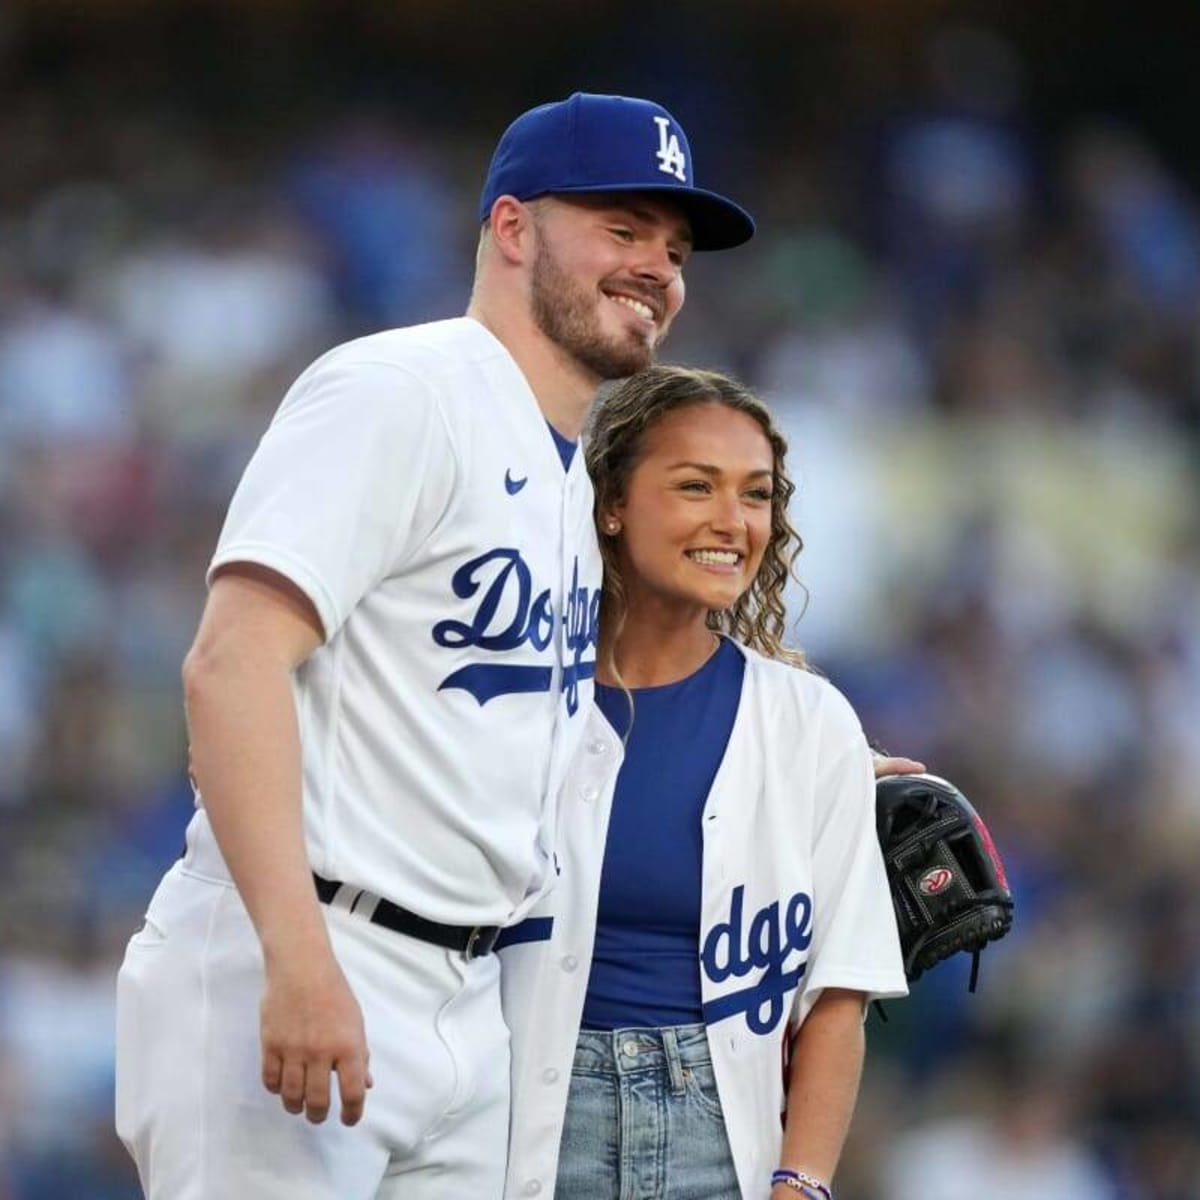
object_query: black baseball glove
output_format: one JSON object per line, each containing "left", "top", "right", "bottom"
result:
{"left": 876, "top": 773, "right": 1014, "bottom": 989}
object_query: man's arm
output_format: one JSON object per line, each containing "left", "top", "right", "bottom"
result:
{"left": 773, "top": 988, "right": 867, "bottom": 1199}
{"left": 182, "top": 563, "right": 371, "bottom": 1126}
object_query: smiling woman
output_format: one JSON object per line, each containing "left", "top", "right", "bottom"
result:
{"left": 498, "top": 364, "right": 910, "bottom": 1200}
{"left": 601, "top": 400, "right": 777, "bottom": 666}
{"left": 587, "top": 365, "right": 805, "bottom": 688}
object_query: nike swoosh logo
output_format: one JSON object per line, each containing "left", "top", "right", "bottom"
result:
{"left": 505, "top": 469, "right": 528, "bottom": 495}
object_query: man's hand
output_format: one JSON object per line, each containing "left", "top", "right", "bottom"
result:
{"left": 872, "top": 753, "right": 925, "bottom": 779}
{"left": 261, "top": 949, "right": 374, "bottom": 1126}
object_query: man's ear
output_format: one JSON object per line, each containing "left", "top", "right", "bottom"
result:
{"left": 487, "top": 196, "right": 534, "bottom": 265}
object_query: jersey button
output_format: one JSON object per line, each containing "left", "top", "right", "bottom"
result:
{"left": 522, "top": 1181, "right": 542, "bottom": 1196}
{"left": 587, "top": 738, "right": 607, "bottom": 755}
{"left": 580, "top": 784, "right": 599, "bottom": 803}
{"left": 560, "top": 954, "right": 578, "bottom": 972}
{"left": 542, "top": 1068, "right": 560, "bottom": 1084}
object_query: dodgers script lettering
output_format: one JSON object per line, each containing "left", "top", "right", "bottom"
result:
{"left": 700, "top": 885, "right": 814, "bottom": 1035}
{"left": 433, "top": 549, "right": 598, "bottom": 712}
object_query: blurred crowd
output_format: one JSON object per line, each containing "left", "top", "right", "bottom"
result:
{"left": 1, "top": 17, "right": 1198, "bottom": 1200}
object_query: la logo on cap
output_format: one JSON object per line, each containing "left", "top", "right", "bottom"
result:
{"left": 653, "top": 115, "right": 687, "bottom": 182}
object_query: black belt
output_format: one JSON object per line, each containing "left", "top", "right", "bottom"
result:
{"left": 313, "top": 874, "right": 500, "bottom": 960}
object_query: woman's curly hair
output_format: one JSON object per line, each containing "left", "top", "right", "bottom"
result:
{"left": 584, "top": 365, "right": 807, "bottom": 681}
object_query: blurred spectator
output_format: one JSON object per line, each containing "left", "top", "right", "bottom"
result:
{"left": 107, "top": 199, "right": 334, "bottom": 446}
{"left": 284, "top": 114, "right": 469, "bottom": 328}
{"left": 866, "top": 26, "right": 1038, "bottom": 345}
{"left": 1066, "top": 125, "right": 1200, "bottom": 324}
{"left": 877, "top": 1052, "right": 1118, "bottom": 1200}
{"left": 0, "top": 288, "right": 131, "bottom": 447}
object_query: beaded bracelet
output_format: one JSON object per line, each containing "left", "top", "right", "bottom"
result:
{"left": 772, "top": 1183, "right": 823, "bottom": 1200}
{"left": 770, "top": 1168, "right": 833, "bottom": 1200}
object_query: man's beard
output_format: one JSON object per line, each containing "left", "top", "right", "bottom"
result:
{"left": 530, "top": 238, "right": 660, "bottom": 381}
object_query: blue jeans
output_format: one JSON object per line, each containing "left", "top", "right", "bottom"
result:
{"left": 556, "top": 1023, "right": 741, "bottom": 1199}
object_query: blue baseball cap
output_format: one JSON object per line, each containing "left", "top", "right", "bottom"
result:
{"left": 479, "top": 92, "right": 755, "bottom": 251}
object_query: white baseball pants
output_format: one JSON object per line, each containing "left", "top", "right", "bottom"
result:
{"left": 115, "top": 820, "right": 509, "bottom": 1199}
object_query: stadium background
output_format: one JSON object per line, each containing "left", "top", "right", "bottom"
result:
{"left": 1, "top": 2, "right": 1198, "bottom": 1197}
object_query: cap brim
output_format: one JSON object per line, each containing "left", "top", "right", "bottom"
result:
{"left": 546, "top": 182, "right": 755, "bottom": 251}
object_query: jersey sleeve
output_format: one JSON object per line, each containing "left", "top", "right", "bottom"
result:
{"left": 794, "top": 688, "right": 908, "bottom": 1021}
{"left": 208, "top": 349, "right": 457, "bottom": 641}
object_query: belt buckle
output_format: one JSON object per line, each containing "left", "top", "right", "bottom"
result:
{"left": 464, "top": 926, "right": 498, "bottom": 960}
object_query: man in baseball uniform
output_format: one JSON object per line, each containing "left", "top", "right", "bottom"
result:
{"left": 113, "top": 93, "right": 754, "bottom": 1199}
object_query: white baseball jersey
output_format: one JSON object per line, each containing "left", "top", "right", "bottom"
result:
{"left": 499, "top": 642, "right": 908, "bottom": 1200}
{"left": 203, "top": 316, "right": 601, "bottom": 925}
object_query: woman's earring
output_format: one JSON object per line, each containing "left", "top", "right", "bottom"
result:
{"left": 605, "top": 518, "right": 621, "bottom": 534}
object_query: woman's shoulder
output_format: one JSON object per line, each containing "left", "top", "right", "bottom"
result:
{"left": 733, "top": 641, "right": 864, "bottom": 737}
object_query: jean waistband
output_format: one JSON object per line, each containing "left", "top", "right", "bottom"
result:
{"left": 573, "top": 1023, "right": 712, "bottom": 1076}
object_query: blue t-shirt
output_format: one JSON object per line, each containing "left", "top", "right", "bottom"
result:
{"left": 582, "top": 637, "right": 745, "bottom": 1030}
